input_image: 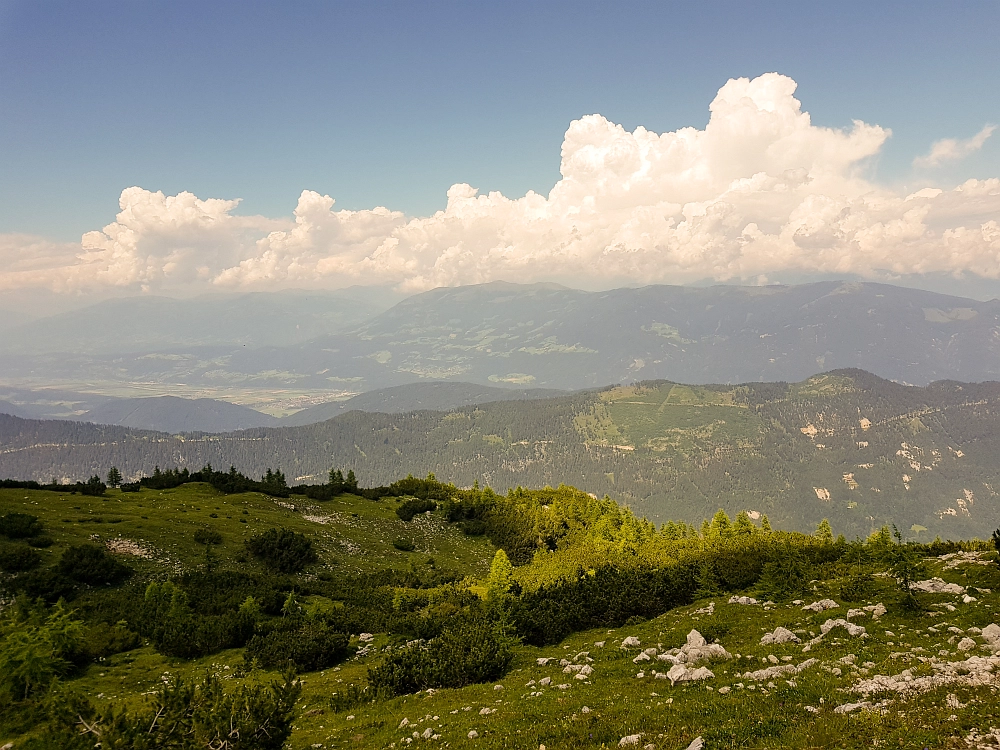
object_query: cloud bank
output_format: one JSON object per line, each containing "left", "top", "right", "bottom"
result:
{"left": 3, "top": 73, "right": 999, "bottom": 295}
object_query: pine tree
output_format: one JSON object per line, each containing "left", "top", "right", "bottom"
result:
{"left": 709, "top": 509, "right": 732, "bottom": 538}
{"left": 733, "top": 511, "right": 755, "bottom": 536}
{"left": 815, "top": 518, "right": 834, "bottom": 543}
{"left": 486, "top": 549, "right": 514, "bottom": 601}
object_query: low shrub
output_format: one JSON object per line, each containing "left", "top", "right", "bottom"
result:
{"left": 194, "top": 528, "right": 223, "bottom": 546}
{"left": 396, "top": 498, "right": 437, "bottom": 522}
{"left": 84, "top": 621, "right": 140, "bottom": 659}
{"left": 0, "top": 542, "right": 42, "bottom": 573}
{"left": 245, "top": 528, "right": 317, "bottom": 574}
{"left": 459, "top": 519, "right": 487, "bottom": 536}
{"left": 244, "top": 620, "right": 349, "bottom": 672}
{"left": 0, "top": 512, "right": 43, "bottom": 539}
{"left": 392, "top": 538, "right": 416, "bottom": 552}
{"left": 57, "top": 544, "right": 131, "bottom": 586}
{"left": 42, "top": 671, "right": 301, "bottom": 750}
{"left": 368, "top": 609, "right": 516, "bottom": 696}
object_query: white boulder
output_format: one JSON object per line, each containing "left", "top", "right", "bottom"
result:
{"left": 820, "top": 618, "right": 866, "bottom": 637}
{"left": 760, "top": 627, "right": 801, "bottom": 645}
{"left": 910, "top": 578, "right": 965, "bottom": 595}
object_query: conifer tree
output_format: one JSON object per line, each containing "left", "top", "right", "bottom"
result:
{"left": 815, "top": 518, "right": 834, "bottom": 543}
{"left": 486, "top": 549, "right": 514, "bottom": 601}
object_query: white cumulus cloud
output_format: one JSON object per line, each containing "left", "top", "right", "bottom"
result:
{"left": 914, "top": 124, "right": 996, "bottom": 168}
{"left": 2, "top": 73, "right": 1000, "bottom": 296}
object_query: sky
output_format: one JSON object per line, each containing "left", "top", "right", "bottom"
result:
{"left": 1, "top": 1, "right": 999, "bottom": 307}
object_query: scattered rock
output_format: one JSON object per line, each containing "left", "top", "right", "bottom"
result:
{"left": 468, "top": 730, "right": 479, "bottom": 739}
{"left": 910, "top": 578, "right": 965, "bottom": 595}
{"left": 622, "top": 636, "right": 641, "bottom": 648}
{"left": 820, "top": 618, "right": 866, "bottom": 637}
{"left": 686, "top": 738, "right": 705, "bottom": 750}
{"left": 742, "top": 658, "right": 818, "bottom": 682}
{"left": 958, "top": 637, "right": 977, "bottom": 651}
{"left": 834, "top": 701, "right": 873, "bottom": 714}
{"left": 851, "top": 654, "right": 1000, "bottom": 697}
{"left": 633, "top": 652, "right": 651, "bottom": 663}
{"left": 802, "top": 599, "right": 839, "bottom": 612}
{"left": 666, "top": 664, "right": 715, "bottom": 685}
{"left": 619, "top": 735, "right": 642, "bottom": 747}
{"left": 760, "top": 627, "right": 801, "bottom": 645}
{"left": 981, "top": 624, "right": 1000, "bottom": 647}
{"left": 728, "top": 595, "right": 759, "bottom": 605}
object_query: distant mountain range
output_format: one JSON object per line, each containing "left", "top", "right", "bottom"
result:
{"left": 0, "top": 286, "right": 400, "bottom": 354}
{"left": 2, "top": 369, "right": 998, "bottom": 540}
{"left": 278, "top": 382, "right": 565, "bottom": 426}
{"left": 0, "top": 382, "right": 567, "bottom": 433}
{"left": 2, "top": 280, "right": 999, "bottom": 397}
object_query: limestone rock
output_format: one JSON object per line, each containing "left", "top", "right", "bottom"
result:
{"left": 621, "top": 636, "right": 641, "bottom": 648}
{"left": 981, "top": 623, "right": 1000, "bottom": 647}
{"left": 686, "top": 630, "right": 707, "bottom": 648}
{"left": 802, "top": 599, "right": 839, "bottom": 612}
{"left": 910, "top": 578, "right": 965, "bottom": 595}
{"left": 666, "top": 663, "right": 715, "bottom": 685}
{"left": 760, "top": 626, "right": 801, "bottom": 645}
{"left": 820, "top": 618, "right": 866, "bottom": 637}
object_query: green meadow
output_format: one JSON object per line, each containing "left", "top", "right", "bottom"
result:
{"left": 1, "top": 476, "right": 999, "bottom": 749}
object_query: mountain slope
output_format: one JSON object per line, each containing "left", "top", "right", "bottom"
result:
{"left": 0, "top": 287, "right": 399, "bottom": 354}
{"left": 74, "top": 396, "right": 278, "bottom": 433}
{"left": 223, "top": 279, "right": 1000, "bottom": 390}
{"left": 279, "top": 381, "right": 567, "bottom": 426}
{"left": 2, "top": 370, "right": 999, "bottom": 539}
{"left": 4, "top": 281, "right": 1000, "bottom": 394}
{"left": 0, "top": 400, "right": 29, "bottom": 418}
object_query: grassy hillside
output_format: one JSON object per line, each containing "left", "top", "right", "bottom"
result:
{"left": 2, "top": 476, "right": 999, "bottom": 749}
{"left": 0, "top": 483, "right": 494, "bottom": 579}
{"left": 3, "top": 370, "right": 1000, "bottom": 539}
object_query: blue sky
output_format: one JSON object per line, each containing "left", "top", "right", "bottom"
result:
{"left": 2, "top": 0, "right": 998, "bottom": 240}
{"left": 1, "top": 1, "right": 999, "bottom": 304}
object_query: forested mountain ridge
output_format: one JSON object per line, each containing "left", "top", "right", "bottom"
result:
{"left": 1, "top": 370, "right": 999, "bottom": 539}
